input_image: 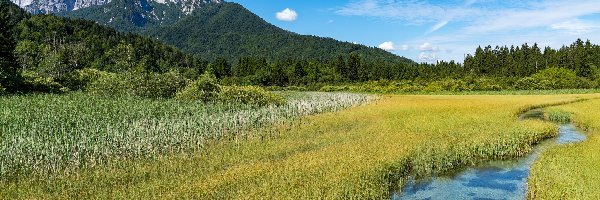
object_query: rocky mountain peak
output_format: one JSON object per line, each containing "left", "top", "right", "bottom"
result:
{"left": 11, "top": 0, "right": 222, "bottom": 14}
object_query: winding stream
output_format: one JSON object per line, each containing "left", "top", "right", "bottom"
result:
{"left": 392, "top": 112, "right": 587, "bottom": 200}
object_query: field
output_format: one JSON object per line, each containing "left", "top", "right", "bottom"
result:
{"left": 528, "top": 99, "right": 600, "bottom": 199}
{"left": 2, "top": 92, "right": 600, "bottom": 199}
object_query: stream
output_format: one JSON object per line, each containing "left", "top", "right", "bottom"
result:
{"left": 392, "top": 114, "right": 587, "bottom": 200}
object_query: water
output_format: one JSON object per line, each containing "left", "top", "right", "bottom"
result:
{"left": 392, "top": 124, "right": 586, "bottom": 200}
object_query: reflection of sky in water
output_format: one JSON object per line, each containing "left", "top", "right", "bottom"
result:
{"left": 393, "top": 124, "right": 585, "bottom": 200}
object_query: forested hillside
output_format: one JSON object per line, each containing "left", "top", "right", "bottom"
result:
{"left": 64, "top": 1, "right": 413, "bottom": 63}
{"left": 0, "top": 0, "right": 205, "bottom": 94}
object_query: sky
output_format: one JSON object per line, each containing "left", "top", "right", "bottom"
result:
{"left": 229, "top": 0, "right": 600, "bottom": 63}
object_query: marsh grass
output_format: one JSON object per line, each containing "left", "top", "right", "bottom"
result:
{"left": 3, "top": 93, "right": 600, "bottom": 199}
{"left": 528, "top": 99, "right": 600, "bottom": 199}
{"left": 0, "top": 92, "right": 375, "bottom": 179}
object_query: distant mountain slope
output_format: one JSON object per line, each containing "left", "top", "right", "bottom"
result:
{"left": 62, "top": 1, "right": 413, "bottom": 63}
{"left": 63, "top": 0, "right": 222, "bottom": 33}
{"left": 11, "top": 0, "right": 220, "bottom": 15}
{"left": 1, "top": 0, "right": 203, "bottom": 78}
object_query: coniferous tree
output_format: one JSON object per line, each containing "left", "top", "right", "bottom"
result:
{"left": 347, "top": 54, "right": 360, "bottom": 81}
{"left": 211, "top": 57, "right": 231, "bottom": 79}
{"left": 0, "top": 6, "right": 21, "bottom": 91}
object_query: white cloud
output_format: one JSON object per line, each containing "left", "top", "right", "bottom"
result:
{"left": 551, "top": 19, "right": 598, "bottom": 35}
{"left": 336, "top": 0, "right": 481, "bottom": 25}
{"left": 419, "top": 43, "right": 440, "bottom": 52}
{"left": 336, "top": 0, "right": 600, "bottom": 61}
{"left": 427, "top": 20, "right": 450, "bottom": 34}
{"left": 337, "top": 0, "right": 600, "bottom": 35}
{"left": 419, "top": 52, "right": 438, "bottom": 61}
{"left": 327, "top": 19, "right": 335, "bottom": 24}
{"left": 276, "top": 8, "right": 298, "bottom": 22}
{"left": 378, "top": 41, "right": 396, "bottom": 51}
{"left": 400, "top": 44, "right": 410, "bottom": 51}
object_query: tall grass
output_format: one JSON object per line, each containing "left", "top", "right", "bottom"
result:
{"left": 0, "top": 92, "right": 375, "bottom": 179}
{"left": 4, "top": 94, "right": 600, "bottom": 199}
{"left": 528, "top": 99, "right": 600, "bottom": 199}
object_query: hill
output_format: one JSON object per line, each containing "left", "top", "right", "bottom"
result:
{"left": 63, "top": 1, "right": 413, "bottom": 63}
{"left": 0, "top": 0, "right": 205, "bottom": 93}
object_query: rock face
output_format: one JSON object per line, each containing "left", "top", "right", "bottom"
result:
{"left": 11, "top": 0, "right": 221, "bottom": 14}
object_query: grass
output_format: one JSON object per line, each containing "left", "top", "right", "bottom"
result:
{"left": 2, "top": 93, "right": 600, "bottom": 199}
{"left": 528, "top": 99, "right": 600, "bottom": 199}
{"left": 0, "top": 92, "right": 375, "bottom": 179}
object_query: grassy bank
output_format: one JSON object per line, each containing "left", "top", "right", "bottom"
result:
{"left": 4, "top": 94, "right": 600, "bottom": 198}
{"left": 528, "top": 99, "right": 600, "bottom": 199}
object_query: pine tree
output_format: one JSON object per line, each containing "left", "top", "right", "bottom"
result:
{"left": 0, "top": 7, "right": 21, "bottom": 91}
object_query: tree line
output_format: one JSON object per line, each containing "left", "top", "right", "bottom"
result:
{"left": 2, "top": 0, "right": 600, "bottom": 96}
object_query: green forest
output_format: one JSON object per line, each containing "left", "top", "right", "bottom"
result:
{"left": 2, "top": 0, "right": 600, "bottom": 98}
{"left": 65, "top": 1, "right": 413, "bottom": 63}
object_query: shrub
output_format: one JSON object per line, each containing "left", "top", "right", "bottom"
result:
{"left": 87, "top": 70, "right": 187, "bottom": 99}
{"left": 423, "top": 82, "right": 443, "bottom": 92}
{"left": 219, "top": 85, "right": 286, "bottom": 106}
{"left": 21, "top": 71, "right": 67, "bottom": 93}
{"left": 61, "top": 68, "right": 110, "bottom": 91}
{"left": 576, "top": 77, "right": 596, "bottom": 89}
{"left": 0, "top": 83, "right": 5, "bottom": 95}
{"left": 473, "top": 78, "right": 503, "bottom": 91}
{"left": 175, "top": 72, "right": 221, "bottom": 102}
{"left": 320, "top": 86, "right": 342, "bottom": 92}
{"left": 130, "top": 71, "right": 187, "bottom": 99}
{"left": 86, "top": 71, "right": 127, "bottom": 96}
{"left": 531, "top": 67, "right": 578, "bottom": 89}
{"left": 515, "top": 77, "right": 541, "bottom": 90}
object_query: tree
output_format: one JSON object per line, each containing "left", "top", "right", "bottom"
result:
{"left": 0, "top": 9, "right": 21, "bottom": 91}
{"left": 335, "top": 55, "right": 347, "bottom": 82}
{"left": 211, "top": 57, "right": 231, "bottom": 79}
{"left": 347, "top": 54, "right": 360, "bottom": 81}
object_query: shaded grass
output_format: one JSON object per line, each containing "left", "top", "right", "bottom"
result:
{"left": 3, "top": 94, "right": 600, "bottom": 198}
{"left": 528, "top": 99, "right": 600, "bottom": 199}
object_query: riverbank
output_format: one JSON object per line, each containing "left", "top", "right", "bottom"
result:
{"left": 528, "top": 99, "right": 600, "bottom": 199}
{"left": 2, "top": 94, "right": 600, "bottom": 199}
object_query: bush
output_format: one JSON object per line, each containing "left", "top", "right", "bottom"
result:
{"left": 175, "top": 72, "right": 221, "bottom": 102}
{"left": 531, "top": 67, "right": 578, "bottom": 89}
{"left": 62, "top": 68, "right": 110, "bottom": 91}
{"left": 131, "top": 71, "right": 187, "bottom": 99}
{"left": 0, "top": 83, "right": 5, "bottom": 95}
{"left": 86, "top": 71, "right": 127, "bottom": 96}
{"left": 87, "top": 70, "right": 187, "bottom": 99}
{"left": 515, "top": 77, "right": 541, "bottom": 90}
{"left": 473, "top": 78, "right": 503, "bottom": 91}
{"left": 21, "top": 71, "right": 67, "bottom": 93}
{"left": 219, "top": 85, "right": 286, "bottom": 106}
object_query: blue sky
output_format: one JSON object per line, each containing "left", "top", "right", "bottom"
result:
{"left": 229, "top": 0, "right": 600, "bottom": 63}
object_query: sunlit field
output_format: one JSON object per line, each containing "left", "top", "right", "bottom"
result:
{"left": 3, "top": 93, "right": 600, "bottom": 199}
{"left": 0, "top": 92, "right": 374, "bottom": 178}
{"left": 528, "top": 99, "right": 600, "bottom": 199}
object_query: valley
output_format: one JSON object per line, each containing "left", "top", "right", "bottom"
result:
{"left": 2, "top": 0, "right": 600, "bottom": 199}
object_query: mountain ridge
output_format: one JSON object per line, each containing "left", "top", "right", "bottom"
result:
{"left": 11, "top": 0, "right": 414, "bottom": 64}
{"left": 11, "top": 0, "right": 220, "bottom": 14}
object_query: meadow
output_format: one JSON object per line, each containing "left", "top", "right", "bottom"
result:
{"left": 3, "top": 93, "right": 600, "bottom": 199}
{"left": 528, "top": 99, "right": 600, "bottom": 199}
{"left": 0, "top": 92, "right": 375, "bottom": 179}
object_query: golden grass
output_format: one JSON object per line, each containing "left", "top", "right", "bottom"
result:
{"left": 528, "top": 99, "right": 600, "bottom": 199}
{"left": 3, "top": 94, "right": 600, "bottom": 199}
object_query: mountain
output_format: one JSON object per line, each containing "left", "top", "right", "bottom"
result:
{"left": 62, "top": 0, "right": 222, "bottom": 32}
{"left": 1, "top": 0, "right": 205, "bottom": 93}
{"left": 10, "top": 0, "right": 220, "bottom": 15}
{"left": 60, "top": 0, "right": 413, "bottom": 63}
{"left": 11, "top": 0, "right": 110, "bottom": 14}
